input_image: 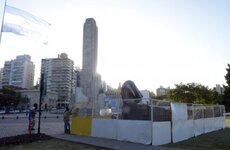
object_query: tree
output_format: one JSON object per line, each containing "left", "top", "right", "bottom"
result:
{"left": 18, "top": 94, "right": 30, "bottom": 107}
{"left": 154, "top": 95, "right": 168, "bottom": 100}
{"left": 167, "top": 83, "right": 220, "bottom": 104}
{"left": 223, "top": 64, "right": 230, "bottom": 111}
{"left": 225, "top": 64, "right": 230, "bottom": 86}
{"left": 0, "top": 86, "right": 23, "bottom": 109}
{"left": 0, "top": 87, "right": 17, "bottom": 107}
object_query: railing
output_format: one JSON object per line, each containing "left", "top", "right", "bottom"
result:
{"left": 1, "top": 115, "right": 63, "bottom": 120}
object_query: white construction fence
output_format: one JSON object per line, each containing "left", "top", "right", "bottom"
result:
{"left": 75, "top": 98, "right": 226, "bottom": 146}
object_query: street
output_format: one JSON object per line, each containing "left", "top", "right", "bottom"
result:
{"left": 0, "top": 112, "right": 65, "bottom": 138}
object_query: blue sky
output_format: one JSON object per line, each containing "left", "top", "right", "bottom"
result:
{"left": 0, "top": 0, "right": 230, "bottom": 93}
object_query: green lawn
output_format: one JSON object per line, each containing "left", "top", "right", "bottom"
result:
{"left": 165, "top": 118, "right": 230, "bottom": 150}
{"left": 0, "top": 138, "right": 108, "bottom": 150}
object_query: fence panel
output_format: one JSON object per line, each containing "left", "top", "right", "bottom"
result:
{"left": 172, "top": 120, "right": 194, "bottom": 143}
{"left": 91, "top": 118, "right": 118, "bottom": 139}
{"left": 152, "top": 121, "right": 171, "bottom": 145}
{"left": 117, "top": 120, "right": 152, "bottom": 145}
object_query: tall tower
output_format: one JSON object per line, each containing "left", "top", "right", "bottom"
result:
{"left": 82, "top": 18, "right": 98, "bottom": 74}
{"left": 80, "top": 18, "right": 101, "bottom": 101}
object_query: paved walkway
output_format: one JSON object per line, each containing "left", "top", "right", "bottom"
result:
{"left": 52, "top": 134, "right": 179, "bottom": 150}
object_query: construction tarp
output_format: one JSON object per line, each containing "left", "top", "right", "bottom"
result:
{"left": 171, "top": 102, "right": 188, "bottom": 121}
{"left": 204, "top": 117, "right": 225, "bottom": 133}
{"left": 204, "top": 118, "right": 216, "bottom": 133}
{"left": 117, "top": 120, "right": 152, "bottom": 145}
{"left": 152, "top": 121, "right": 171, "bottom": 146}
{"left": 172, "top": 120, "right": 194, "bottom": 143}
{"left": 215, "top": 117, "right": 226, "bottom": 129}
{"left": 92, "top": 119, "right": 173, "bottom": 145}
{"left": 91, "top": 118, "right": 117, "bottom": 139}
{"left": 194, "top": 119, "right": 205, "bottom": 136}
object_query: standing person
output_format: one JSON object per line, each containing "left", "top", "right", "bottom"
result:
{"left": 28, "top": 106, "right": 37, "bottom": 131}
{"left": 63, "top": 107, "right": 71, "bottom": 133}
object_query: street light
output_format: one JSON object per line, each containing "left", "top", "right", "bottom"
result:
{"left": 38, "top": 73, "right": 45, "bottom": 134}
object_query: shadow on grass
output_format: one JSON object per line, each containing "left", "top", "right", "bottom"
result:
{"left": 0, "top": 135, "right": 106, "bottom": 150}
{"left": 0, "top": 134, "right": 51, "bottom": 146}
{"left": 165, "top": 128, "right": 230, "bottom": 150}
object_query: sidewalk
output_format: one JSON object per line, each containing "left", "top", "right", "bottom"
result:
{"left": 51, "top": 134, "right": 179, "bottom": 150}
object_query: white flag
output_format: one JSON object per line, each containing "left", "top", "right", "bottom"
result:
{"left": 2, "top": 5, "right": 51, "bottom": 44}
{"left": 0, "top": 0, "right": 6, "bottom": 41}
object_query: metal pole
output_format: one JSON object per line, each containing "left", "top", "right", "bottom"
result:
{"left": 38, "top": 73, "right": 44, "bottom": 134}
{"left": 150, "top": 104, "right": 153, "bottom": 145}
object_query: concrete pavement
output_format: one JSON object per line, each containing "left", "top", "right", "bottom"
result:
{"left": 0, "top": 113, "right": 63, "bottom": 138}
{"left": 52, "top": 134, "right": 179, "bottom": 150}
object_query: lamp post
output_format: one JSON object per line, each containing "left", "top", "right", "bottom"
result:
{"left": 37, "top": 73, "right": 45, "bottom": 134}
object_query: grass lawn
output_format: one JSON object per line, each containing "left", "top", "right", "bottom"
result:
{"left": 165, "top": 118, "right": 230, "bottom": 150}
{"left": 0, "top": 138, "right": 108, "bottom": 150}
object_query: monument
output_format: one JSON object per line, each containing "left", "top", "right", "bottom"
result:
{"left": 80, "top": 18, "right": 101, "bottom": 102}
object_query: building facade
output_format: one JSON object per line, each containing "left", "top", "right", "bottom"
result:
{"left": 72, "top": 67, "right": 81, "bottom": 95}
{"left": 18, "top": 89, "right": 58, "bottom": 109}
{"left": 215, "top": 84, "right": 224, "bottom": 94}
{"left": 140, "top": 90, "right": 151, "bottom": 104}
{"left": 80, "top": 18, "right": 102, "bottom": 101}
{"left": 2, "top": 55, "right": 35, "bottom": 89}
{"left": 0, "top": 68, "right": 3, "bottom": 89}
{"left": 41, "top": 53, "right": 74, "bottom": 107}
{"left": 156, "top": 86, "right": 170, "bottom": 96}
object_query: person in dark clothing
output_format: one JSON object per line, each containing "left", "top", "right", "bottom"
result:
{"left": 63, "top": 107, "right": 71, "bottom": 133}
{"left": 28, "top": 106, "right": 37, "bottom": 130}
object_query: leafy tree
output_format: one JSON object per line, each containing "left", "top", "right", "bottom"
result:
{"left": 225, "top": 64, "right": 230, "bottom": 86}
{"left": 223, "top": 64, "right": 230, "bottom": 111}
{"left": 154, "top": 95, "right": 168, "bottom": 100}
{"left": 18, "top": 94, "right": 30, "bottom": 107}
{"left": 167, "top": 83, "right": 220, "bottom": 104}
{"left": 0, "top": 86, "right": 22, "bottom": 109}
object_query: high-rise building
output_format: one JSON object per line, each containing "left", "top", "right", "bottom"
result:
{"left": 0, "top": 68, "right": 3, "bottom": 89}
{"left": 2, "top": 55, "right": 35, "bottom": 89}
{"left": 41, "top": 53, "right": 74, "bottom": 107}
{"left": 72, "top": 67, "right": 81, "bottom": 94}
{"left": 80, "top": 18, "right": 102, "bottom": 101}
{"left": 216, "top": 84, "right": 224, "bottom": 94}
{"left": 156, "top": 86, "right": 170, "bottom": 96}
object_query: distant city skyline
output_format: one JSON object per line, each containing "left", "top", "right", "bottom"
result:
{"left": 0, "top": 0, "right": 230, "bottom": 92}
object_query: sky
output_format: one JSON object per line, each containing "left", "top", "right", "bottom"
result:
{"left": 0, "top": 0, "right": 230, "bottom": 93}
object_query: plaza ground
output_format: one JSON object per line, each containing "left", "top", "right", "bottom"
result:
{"left": 0, "top": 113, "right": 230, "bottom": 150}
